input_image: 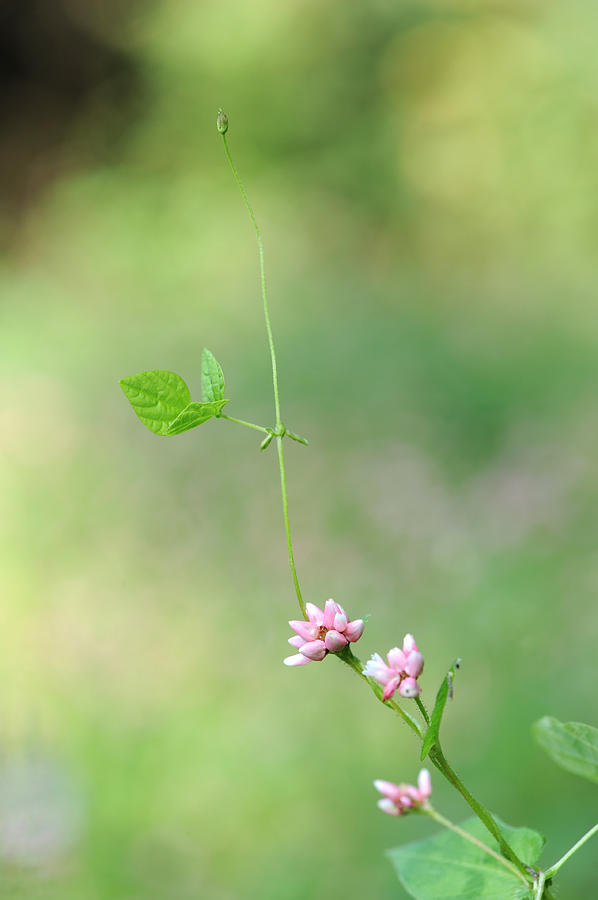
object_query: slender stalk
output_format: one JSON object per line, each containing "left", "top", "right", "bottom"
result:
{"left": 533, "top": 870, "right": 546, "bottom": 899}
{"left": 428, "top": 746, "right": 528, "bottom": 877}
{"left": 422, "top": 807, "right": 528, "bottom": 886}
{"left": 220, "top": 413, "right": 270, "bottom": 434}
{"left": 415, "top": 696, "right": 430, "bottom": 726}
{"left": 277, "top": 435, "right": 305, "bottom": 616}
{"left": 544, "top": 822, "right": 598, "bottom": 879}
{"left": 338, "top": 647, "right": 423, "bottom": 739}
{"left": 221, "top": 125, "right": 306, "bottom": 617}
{"left": 221, "top": 132, "right": 281, "bottom": 428}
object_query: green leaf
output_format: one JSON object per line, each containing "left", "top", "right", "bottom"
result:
{"left": 166, "top": 400, "right": 228, "bottom": 436}
{"left": 120, "top": 370, "right": 191, "bottom": 435}
{"left": 533, "top": 716, "right": 598, "bottom": 783}
{"left": 260, "top": 432, "right": 274, "bottom": 451}
{"left": 387, "top": 816, "right": 543, "bottom": 900}
{"left": 201, "top": 348, "right": 226, "bottom": 402}
{"left": 421, "top": 659, "right": 461, "bottom": 761}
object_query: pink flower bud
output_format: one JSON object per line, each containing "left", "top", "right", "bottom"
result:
{"left": 288, "top": 635, "right": 305, "bottom": 649}
{"left": 299, "top": 639, "right": 327, "bottom": 661}
{"left": 404, "top": 651, "right": 424, "bottom": 679}
{"left": 283, "top": 653, "right": 311, "bottom": 666}
{"left": 402, "top": 633, "right": 418, "bottom": 655}
{"left": 323, "top": 599, "right": 337, "bottom": 630}
{"left": 398, "top": 677, "right": 421, "bottom": 698}
{"left": 305, "top": 602, "right": 325, "bottom": 626}
{"left": 344, "top": 619, "right": 364, "bottom": 642}
{"left": 377, "top": 798, "right": 400, "bottom": 816}
{"left": 324, "top": 630, "right": 348, "bottom": 652}
{"left": 333, "top": 611, "right": 348, "bottom": 632}
{"left": 417, "top": 768, "right": 432, "bottom": 800}
{"left": 289, "top": 620, "right": 319, "bottom": 642}
{"left": 374, "top": 779, "right": 401, "bottom": 800}
{"left": 387, "top": 647, "right": 407, "bottom": 671}
{"left": 382, "top": 676, "right": 401, "bottom": 701}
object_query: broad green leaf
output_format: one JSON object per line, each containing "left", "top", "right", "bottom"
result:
{"left": 201, "top": 348, "right": 226, "bottom": 402}
{"left": 421, "top": 659, "right": 460, "bottom": 760}
{"left": 120, "top": 370, "right": 191, "bottom": 435}
{"left": 533, "top": 716, "right": 598, "bottom": 783}
{"left": 166, "top": 400, "right": 228, "bottom": 436}
{"left": 388, "top": 816, "right": 543, "bottom": 900}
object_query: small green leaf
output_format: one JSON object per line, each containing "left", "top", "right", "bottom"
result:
{"left": 387, "top": 816, "right": 543, "bottom": 900}
{"left": 120, "top": 370, "right": 191, "bottom": 435}
{"left": 287, "top": 429, "right": 309, "bottom": 446}
{"left": 260, "top": 432, "right": 274, "bottom": 451}
{"left": 166, "top": 400, "right": 228, "bottom": 436}
{"left": 421, "top": 659, "right": 461, "bottom": 761}
{"left": 201, "top": 348, "right": 226, "bottom": 402}
{"left": 533, "top": 716, "right": 598, "bottom": 783}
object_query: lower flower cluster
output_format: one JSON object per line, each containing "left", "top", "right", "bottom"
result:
{"left": 374, "top": 769, "right": 432, "bottom": 816}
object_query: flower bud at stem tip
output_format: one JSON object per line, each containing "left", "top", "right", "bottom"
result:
{"left": 217, "top": 109, "right": 229, "bottom": 134}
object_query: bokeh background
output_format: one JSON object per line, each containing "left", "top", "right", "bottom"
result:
{"left": 2, "top": 0, "right": 598, "bottom": 896}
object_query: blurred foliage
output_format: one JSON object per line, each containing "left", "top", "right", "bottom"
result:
{"left": 2, "top": 0, "right": 598, "bottom": 897}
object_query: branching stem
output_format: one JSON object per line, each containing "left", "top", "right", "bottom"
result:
{"left": 220, "top": 413, "right": 270, "bottom": 434}
{"left": 422, "top": 807, "right": 528, "bottom": 886}
{"left": 544, "top": 821, "right": 598, "bottom": 879}
{"left": 221, "top": 128, "right": 306, "bottom": 617}
{"left": 427, "top": 746, "right": 529, "bottom": 878}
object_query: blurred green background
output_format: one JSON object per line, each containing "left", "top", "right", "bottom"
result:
{"left": 2, "top": 0, "right": 598, "bottom": 896}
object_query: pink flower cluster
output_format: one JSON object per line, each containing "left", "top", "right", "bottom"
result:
{"left": 283, "top": 600, "right": 364, "bottom": 666}
{"left": 362, "top": 634, "right": 424, "bottom": 700}
{"left": 374, "top": 769, "right": 432, "bottom": 816}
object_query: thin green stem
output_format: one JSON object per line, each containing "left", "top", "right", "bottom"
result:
{"left": 415, "top": 696, "right": 430, "bottom": 726}
{"left": 221, "top": 132, "right": 281, "bottom": 428}
{"left": 338, "top": 647, "right": 423, "bottom": 739}
{"left": 220, "top": 413, "right": 270, "bottom": 434}
{"left": 428, "top": 746, "right": 528, "bottom": 878}
{"left": 544, "top": 822, "right": 598, "bottom": 879}
{"left": 422, "top": 807, "right": 529, "bottom": 886}
{"left": 277, "top": 435, "right": 305, "bottom": 616}
{"left": 221, "top": 127, "right": 305, "bottom": 617}
{"left": 533, "top": 870, "right": 546, "bottom": 900}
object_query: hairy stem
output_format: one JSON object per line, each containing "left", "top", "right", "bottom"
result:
{"left": 221, "top": 127, "right": 306, "bottom": 617}
{"left": 544, "top": 821, "right": 598, "bottom": 879}
{"left": 422, "top": 807, "right": 528, "bottom": 886}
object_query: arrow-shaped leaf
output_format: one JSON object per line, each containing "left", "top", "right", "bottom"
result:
{"left": 421, "top": 659, "right": 461, "bottom": 761}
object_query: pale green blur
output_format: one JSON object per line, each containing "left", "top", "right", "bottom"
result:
{"left": 2, "top": 1, "right": 598, "bottom": 897}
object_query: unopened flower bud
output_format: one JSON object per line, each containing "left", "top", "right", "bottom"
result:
{"left": 217, "top": 109, "right": 228, "bottom": 134}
